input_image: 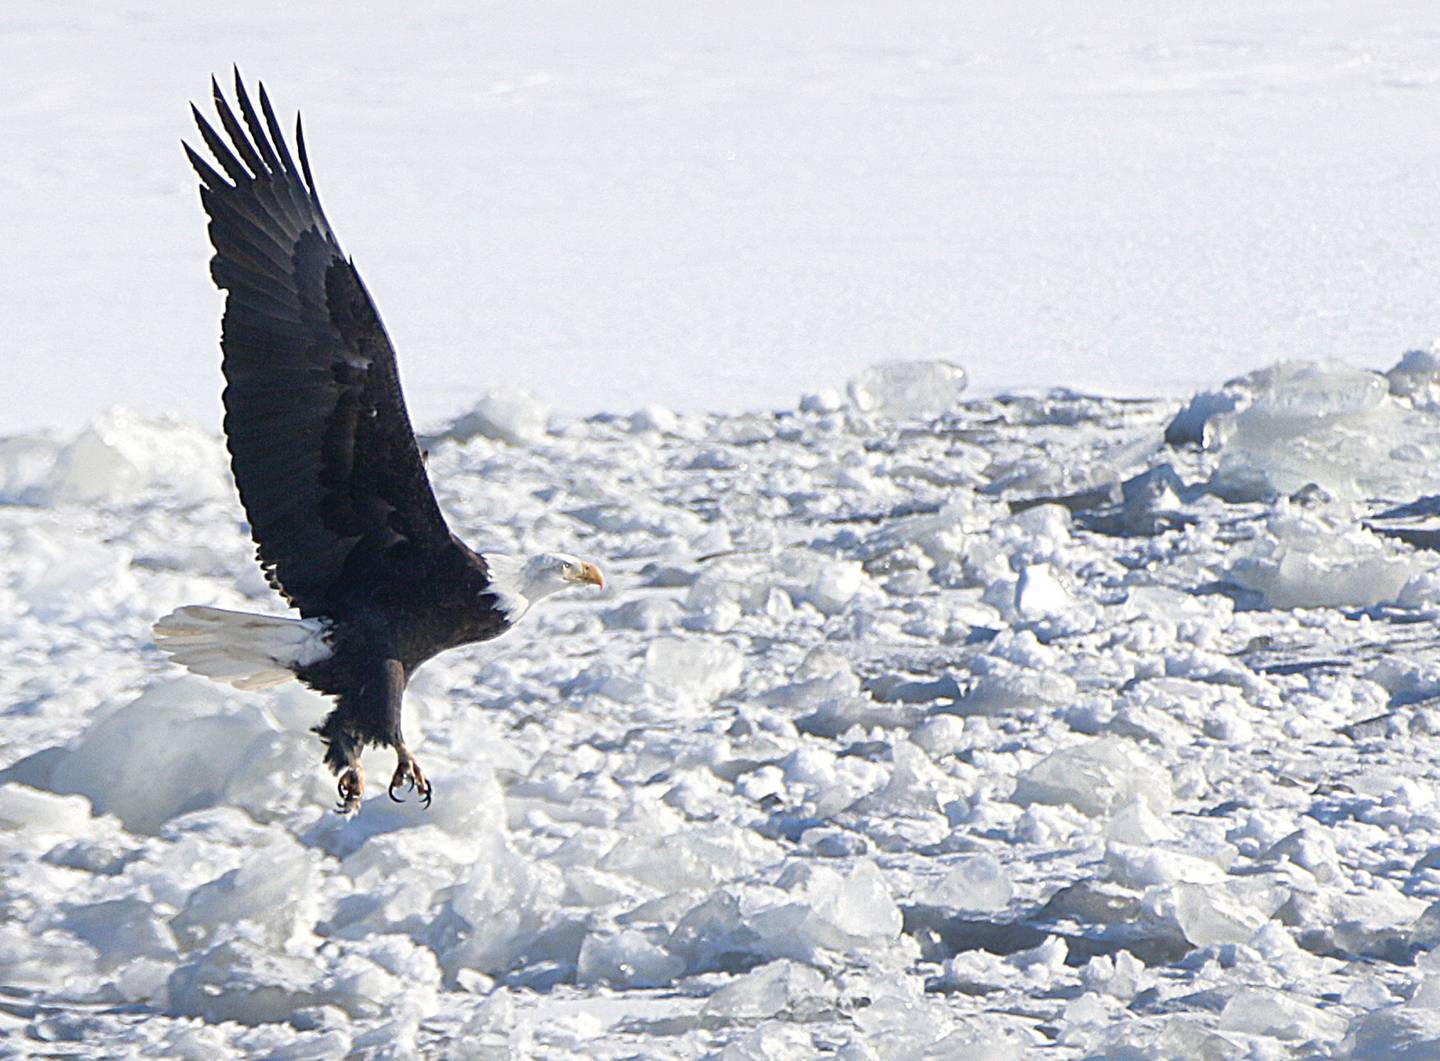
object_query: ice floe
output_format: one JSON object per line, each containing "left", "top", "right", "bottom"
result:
{"left": 6, "top": 359, "right": 1440, "bottom": 1055}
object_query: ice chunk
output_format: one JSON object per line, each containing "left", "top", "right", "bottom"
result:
{"left": 715, "top": 1025, "right": 818, "bottom": 1061}
{"left": 1081, "top": 951, "right": 1147, "bottom": 1001}
{"left": 171, "top": 838, "right": 321, "bottom": 951}
{"left": 38, "top": 678, "right": 328, "bottom": 834}
{"left": 629, "top": 405, "right": 678, "bottom": 433}
{"left": 687, "top": 446, "right": 739, "bottom": 471}
{"left": 599, "top": 829, "right": 747, "bottom": 892}
{"left": 1164, "top": 388, "right": 1245, "bottom": 447}
{"left": 802, "top": 561, "right": 867, "bottom": 616}
{"left": 429, "top": 388, "right": 549, "bottom": 446}
{"left": 10, "top": 526, "right": 139, "bottom": 622}
{"left": 1166, "top": 881, "right": 1284, "bottom": 948}
{"left": 0, "top": 432, "right": 62, "bottom": 503}
{"left": 1105, "top": 799, "right": 1175, "bottom": 845}
{"left": 1106, "top": 843, "right": 1226, "bottom": 890}
{"left": 684, "top": 561, "right": 782, "bottom": 618}
{"left": 1218, "top": 987, "right": 1347, "bottom": 1041}
{"left": 0, "top": 921, "right": 99, "bottom": 990}
{"left": 918, "top": 853, "right": 1013, "bottom": 914}
{"left": 702, "top": 959, "right": 833, "bottom": 1020}
{"left": 749, "top": 861, "right": 903, "bottom": 958}
{"left": 911, "top": 715, "right": 967, "bottom": 757}
{"left": 1344, "top": 1004, "right": 1440, "bottom": 1061}
{"left": 956, "top": 656, "right": 1077, "bottom": 715}
{"left": 601, "top": 596, "right": 683, "bottom": 632}
{"left": 1230, "top": 507, "right": 1424, "bottom": 609}
{"left": 1087, "top": 1015, "right": 1259, "bottom": 1059}
{"left": 682, "top": 597, "right": 743, "bottom": 633}
{"left": 666, "top": 892, "right": 755, "bottom": 973}
{"left": 1261, "top": 827, "right": 1340, "bottom": 883}
{"left": 167, "top": 940, "right": 327, "bottom": 1025}
{"left": 460, "top": 990, "right": 529, "bottom": 1055}
{"left": 920, "top": 1026, "right": 1028, "bottom": 1061}
{"left": 778, "top": 552, "right": 870, "bottom": 616}
{"left": 576, "top": 928, "right": 684, "bottom": 988}
{"left": 796, "top": 695, "right": 921, "bottom": 739}
{"left": 1208, "top": 360, "right": 1440, "bottom": 502}
{"left": 328, "top": 830, "right": 471, "bottom": 939}
{"left": 1387, "top": 348, "right": 1440, "bottom": 406}
{"left": 798, "top": 389, "right": 844, "bottom": 414}
{"left": 0, "top": 783, "right": 93, "bottom": 834}
{"left": 348, "top": 1018, "right": 421, "bottom": 1058}
{"left": 1013, "top": 563, "right": 1069, "bottom": 618}
{"left": 444, "top": 836, "right": 571, "bottom": 978}
{"left": 1012, "top": 736, "right": 1171, "bottom": 817}
{"left": 937, "top": 946, "right": 1012, "bottom": 996}
{"left": 1010, "top": 935, "right": 1068, "bottom": 982}
{"left": 847, "top": 359, "right": 968, "bottom": 419}
{"left": 644, "top": 638, "right": 743, "bottom": 706}
{"left": 1080, "top": 463, "right": 1193, "bottom": 537}
{"left": 852, "top": 741, "right": 959, "bottom": 816}
{"left": 45, "top": 407, "right": 229, "bottom": 506}
{"left": 860, "top": 501, "right": 969, "bottom": 569}
{"left": 562, "top": 659, "right": 653, "bottom": 705}
{"left": 60, "top": 897, "right": 177, "bottom": 971}
{"left": 763, "top": 659, "right": 861, "bottom": 711}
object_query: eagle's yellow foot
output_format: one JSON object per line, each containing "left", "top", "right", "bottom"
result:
{"left": 389, "top": 749, "right": 432, "bottom": 808}
{"left": 336, "top": 764, "right": 365, "bottom": 815}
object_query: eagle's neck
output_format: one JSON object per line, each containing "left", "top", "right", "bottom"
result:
{"left": 484, "top": 555, "right": 565, "bottom": 623}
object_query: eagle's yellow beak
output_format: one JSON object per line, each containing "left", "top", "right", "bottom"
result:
{"left": 577, "top": 562, "right": 605, "bottom": 588}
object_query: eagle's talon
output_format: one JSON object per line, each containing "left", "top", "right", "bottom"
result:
{"left": 390, "top": 751, "right": 432, "bottom": 809}
{"left": 335, "top": 764, "right": 364, "bottom": 816}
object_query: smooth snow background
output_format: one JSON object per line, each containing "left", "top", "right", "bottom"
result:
{"left": 6, "top": 1, "right": 1440, "bottom": 434}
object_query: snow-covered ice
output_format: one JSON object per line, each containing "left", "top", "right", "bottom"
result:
{"left": 7, "top": 353, "right": 1440, "bottom": 1055}
{"left": 10, "top": 2, "right": 1440, "bottom": 434}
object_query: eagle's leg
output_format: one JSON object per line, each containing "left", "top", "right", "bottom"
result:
{"left": 388, "top": 746, "right": 432, "bottom": 808}
{"left": 378, "top": 659, "right": 432, "bottom": 808}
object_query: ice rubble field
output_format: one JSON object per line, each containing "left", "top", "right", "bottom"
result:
{"left": 10, "top": 362, "right": 1440, "bottom": 1056}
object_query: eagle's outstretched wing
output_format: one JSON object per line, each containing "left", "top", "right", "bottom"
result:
{"left": 186, "top": 70, "right": 455, "bottom": 617}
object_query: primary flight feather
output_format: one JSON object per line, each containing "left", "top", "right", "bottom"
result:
{"left": 156, "top": 70, "right": 604, "bottom": 814}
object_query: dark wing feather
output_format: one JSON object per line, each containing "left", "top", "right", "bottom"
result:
{"left": 187, "top": 70, "right": 455, "bottom": 617}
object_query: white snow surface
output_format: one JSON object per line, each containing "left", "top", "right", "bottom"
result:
{"left": 8, "top": 358, "right": 1440, "bottom": 1056}
{"left": 8, "top": 2, "right": 1440, "bottom": 434}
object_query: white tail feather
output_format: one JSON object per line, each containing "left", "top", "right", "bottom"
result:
{"left": 153, "top": 606, "right": 333, "bottom": 691}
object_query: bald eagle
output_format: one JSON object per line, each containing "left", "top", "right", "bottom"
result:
{"left": 154, "top": 72, "right": 605, "bottom": 814}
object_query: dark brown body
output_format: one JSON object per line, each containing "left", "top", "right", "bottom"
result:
{"left": 296, "top": 539, "right": 512, "bottom": 773}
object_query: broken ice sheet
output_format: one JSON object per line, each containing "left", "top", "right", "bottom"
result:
{"left": 701, "top": 959, "right": 835, "bottom": 1020}
{"left": 1012, "top": 736, "right": 1172, "bottom": 817}
{"left": 846, "top": 359, "right": 968, "bottom": 419}
{"left": 10, "top": 373, "right": 1440, "bottom": 1056}
{"left": 422, "top": 388, "right": 551, "bottom": 447}
{"left": 1228, "top": 503, "right": 1427, "bottom": 609}
{"left": 1209, "top": 360, "right": 1440, "bottom": 502}
{"left": 915, "top": 853, "right": 1013, "bottom": 914}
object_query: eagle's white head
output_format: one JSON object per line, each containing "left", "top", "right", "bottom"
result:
{"left": 486, "top": 551, "right": 605, "bottom": 623}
